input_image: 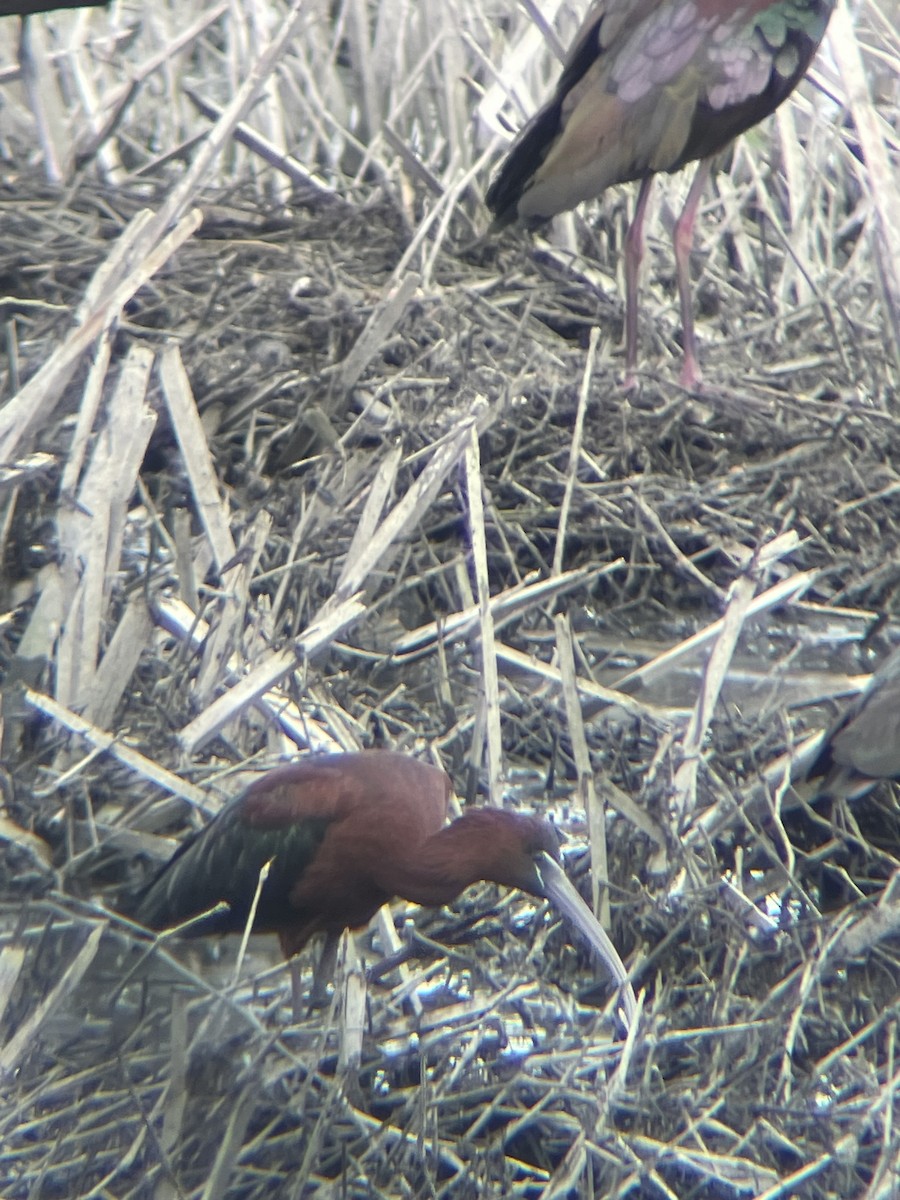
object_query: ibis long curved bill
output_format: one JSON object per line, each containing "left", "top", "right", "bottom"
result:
{"left": 536, "top": 850, "right": 637, "bottom": 1027}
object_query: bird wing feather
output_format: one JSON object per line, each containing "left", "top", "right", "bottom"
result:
{"left": 133, "top": 797, "right": 331, "bottom": 936}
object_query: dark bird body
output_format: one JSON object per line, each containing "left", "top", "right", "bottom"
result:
{"left": 1, "top": 2, "right": 108, "bottom": 14}
{"left": 486, "top": 0, "right": 834, "bottom": 386}
{"left": 804, "top": 646, "right": 900, "bottom": 802}
{"left": 135, "top": 751, "right": 635, "bottom": 1024}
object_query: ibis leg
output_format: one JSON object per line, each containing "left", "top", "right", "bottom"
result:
{"left": 623, "top": 177, "right": 654, "bottom": 389}
{"left": 306, "top": 930, "right": 340, "bottom": 1014}
{"left": 673, "top": 158, "right": 711, "bottom": 389}
{"left": 290, "top": 959, "right": 305, "bottom": 1022}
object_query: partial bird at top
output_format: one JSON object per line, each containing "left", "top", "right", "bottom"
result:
{"left": 1, "top": 2, "right": 109, "bottom": 13}
{"left": 486, "top": 0, "right": 835, "bottom": 388}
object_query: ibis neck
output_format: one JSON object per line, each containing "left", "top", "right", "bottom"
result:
{"left": 375, "top": 809, "right": 548, "bottom": 908}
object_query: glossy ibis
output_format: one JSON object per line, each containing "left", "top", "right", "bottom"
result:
{"left": 135, "top": 750, "right": 636, "bottom": 1025}
{"left": 486, "top": 0, "right": 835, "bottom": 387}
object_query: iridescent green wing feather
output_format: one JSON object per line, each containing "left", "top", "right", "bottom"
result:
{"left": 134, "top": 798, "right": 331, "bottom": 937}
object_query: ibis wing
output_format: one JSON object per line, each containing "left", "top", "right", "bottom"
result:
{"left": 134, "top": 754, "right": 407, "bottom": 933}
{"left": 485, "top": 0, "right": 643, "bottom": 224}
{"left": 133, "top": 794, "right": 331, "bottom": 937}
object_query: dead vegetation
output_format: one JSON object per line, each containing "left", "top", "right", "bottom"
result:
{"left": 0, "top": 1, "right": 898, "bottom": 1196}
